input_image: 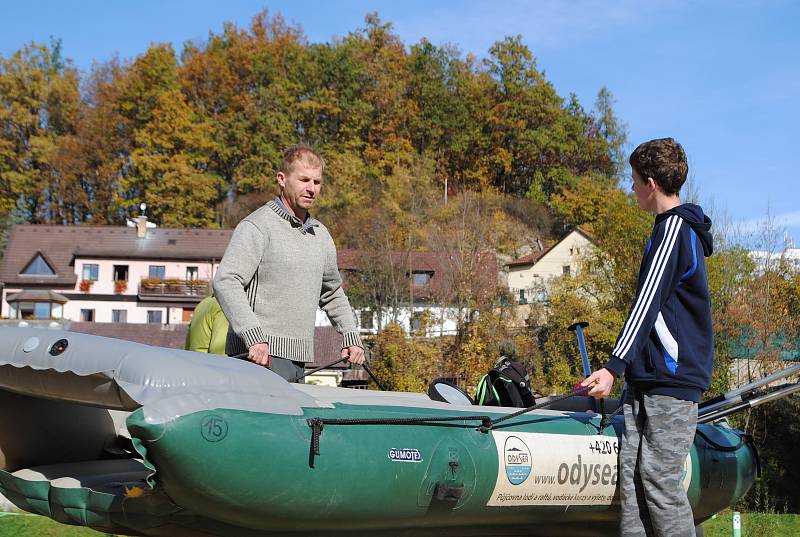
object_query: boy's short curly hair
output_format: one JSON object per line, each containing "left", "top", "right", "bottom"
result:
{"left": 629, "top": 138, "right": 688, "bottom": 195}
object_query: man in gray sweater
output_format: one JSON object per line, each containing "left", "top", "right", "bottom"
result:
{"left": 213, "top": 145, "right": 365, "bottom": 381}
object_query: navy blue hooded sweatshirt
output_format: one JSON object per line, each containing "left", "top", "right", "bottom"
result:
{"left": 604, "top": 204, "right": 714, "bottom": 402}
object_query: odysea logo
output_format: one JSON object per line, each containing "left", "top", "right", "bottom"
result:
{"left": 504, "top": 436, "right": 532, "bottom": 485}
{"left": 388, "top": 448, "right": 423, "bottom": 463}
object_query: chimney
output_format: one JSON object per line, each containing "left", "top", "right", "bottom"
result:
{"left": 536, "top": 238, "right": 543, "bottom": 251}
{"left": 136, "top": 216, "right": 148, "bottom": 239}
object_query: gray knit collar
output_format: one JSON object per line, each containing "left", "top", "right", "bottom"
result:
{"left": 267, "top": 199, "right": 320, "bottom": 234}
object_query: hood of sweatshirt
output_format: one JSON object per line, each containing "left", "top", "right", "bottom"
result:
{"left": 657, "top": 203, "right": 713, "bottom": 257}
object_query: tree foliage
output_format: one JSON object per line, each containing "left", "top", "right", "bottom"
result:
{"left": 0, "top": 11, "right": 622, "bottom": 233}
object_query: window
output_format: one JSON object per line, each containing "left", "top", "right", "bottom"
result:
{"left": 147, "top": 310, "right": 163, "bottom": 324}
{"left": 413, "top": 272, "right": 431, "bottom": 286}
{"left": 9, "top": 301, "right": 60, "bottom": 320}
{"left": 21, "top": 254, "right": 55, "bottom": 276}
{"left": 18, "top": 302, "right": 34, "bottom": 319}
{"left": 81, "top": 309, "right": 95, "bottom": 322}
{"left": 34, "top": 303, "right": 50, "bottom": 319}
{"left": 411, "top": 311, "right": 425, "bottom": 332}
{"left": 519, "top": 289, "right": 527, "bottom": 305}
{"left": 186, "top": 266, "right": 198, "bottom": 280}
{"left": 360, "top": 309, "right": 374, "bottom": 330}
{"left": 149, "top": 265, "right": 165, "bottom": 280}
{"left": 113, "top": 265, "right": 129, "bottom": 281}
{"left": 112, "top": 309, "right": 127, "bottom": 323}
{"left": 563, "top": 265, "right": 571, "bottom": 277}
{"left": 539, "top": 288, "right": 550, "bottom": 303}
{"left": 82, "top": 264, "right": 99, "bottom": 281}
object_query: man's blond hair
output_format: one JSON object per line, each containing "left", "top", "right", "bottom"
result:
{"left": 279, "top": 144, "right": 325, "bottom": 175}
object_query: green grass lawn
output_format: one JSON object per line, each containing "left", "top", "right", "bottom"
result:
{"left": 0, "top": 513, "right": 116, "bottom": 537}
{"left": 2, "top": 511, "right": 800, "bottom": 537}
{"left": 701, "top": 511, "right": 800, "bottom": 537}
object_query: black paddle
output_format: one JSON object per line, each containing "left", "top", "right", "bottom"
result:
{"left": 234, "top": 350, "right": 386, "bottom": 390}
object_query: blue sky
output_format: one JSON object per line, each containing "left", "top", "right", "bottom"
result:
{"left": 2, "top": 1, "right": 799, "bottom": 248}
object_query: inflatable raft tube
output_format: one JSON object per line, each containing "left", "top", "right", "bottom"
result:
{"left": 0, "top": 328, "right": 757, "bottom": 537}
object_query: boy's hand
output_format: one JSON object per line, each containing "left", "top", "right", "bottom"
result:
{"left": 581, "top": 368, "right": 615, "bottom": 398}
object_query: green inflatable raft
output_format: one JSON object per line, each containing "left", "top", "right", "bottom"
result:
{"left": 0, "top": 328, "right": 790, "bottom": 537}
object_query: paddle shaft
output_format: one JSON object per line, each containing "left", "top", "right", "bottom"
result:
{"left": 234, "top": 351, "right": 385, "bottom": 389}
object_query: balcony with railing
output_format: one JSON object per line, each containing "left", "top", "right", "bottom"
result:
{"left": 138, "top": 278, "right": 210, "bottom": 300}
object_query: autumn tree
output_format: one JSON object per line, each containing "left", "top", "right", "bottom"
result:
{"left": 130, "top": 90, "right": 221, "bottom": 227}
{"left": 0, "top": 40, "right": 81, "bottom": 224}
{"left": 538, "top": 184, "right": 652, "bottom": 391}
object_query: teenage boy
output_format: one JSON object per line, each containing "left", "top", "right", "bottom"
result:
{"left": 581, "top": 138, "right": 713, "bottom": 537}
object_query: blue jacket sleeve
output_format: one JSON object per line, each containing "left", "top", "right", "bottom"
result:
{"left": 605, "top": 214, "right": 686, "bottom": 376}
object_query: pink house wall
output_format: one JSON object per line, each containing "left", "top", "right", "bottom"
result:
{"left": 2, "top": 258, "right": 218, "bottom": 324}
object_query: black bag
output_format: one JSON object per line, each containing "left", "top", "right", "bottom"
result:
{"left": 475, "top": 358, "right": 536, "bottom": 408}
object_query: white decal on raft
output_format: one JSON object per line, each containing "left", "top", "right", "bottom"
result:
{"left": 489, "top": 432, "right": 619, "bottom": 506}
{"left": 489, "top": 432, "right": 694, "bottom": 507}
{"left": 503, "top": 436, "right": 532, "bottom": 485}
{"left": 388, "top": 448, "right": 423, "bottom": 463}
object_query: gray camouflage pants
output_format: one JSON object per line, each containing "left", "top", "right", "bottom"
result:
{"left": 619, "top": 388, "right": 698, "bottom": 537}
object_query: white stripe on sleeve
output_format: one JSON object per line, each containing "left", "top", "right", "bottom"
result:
{"left": 612, "top": 216, "right": 682, "bottom": 360}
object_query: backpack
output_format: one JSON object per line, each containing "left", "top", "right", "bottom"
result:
{"left": 475, "top": 358, "right": 536, "bottom": 408}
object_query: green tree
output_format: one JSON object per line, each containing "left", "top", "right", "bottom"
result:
{"left": 593, "top": 87, "right": 628, "bottom": 182}
{"left": 539, "top": 186, "right": 652, "bottom": 391}
{"left": 0, "top": 40, "right": 81, "bottom": 224}
{"left": 77, "top": 59, "right": 134, "bottom": 224}
{"left": 483, "top": 36, "right": 615, "bottom": 200}
{"left": 130, "top": 90, "right": 221, "bottom": 227}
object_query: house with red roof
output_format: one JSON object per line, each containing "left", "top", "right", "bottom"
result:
{"left": 0, "top": 219, "right": 499, "bottom": 339}
{"left": 0, "top": 218, "right": 230, "bottom": 324}
{"left": 505, "top": 228, "right": 594, "bottom": 305}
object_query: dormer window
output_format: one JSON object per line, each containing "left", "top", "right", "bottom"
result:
{"left": 21, "top": 253, "right": 55, "bottom": 276}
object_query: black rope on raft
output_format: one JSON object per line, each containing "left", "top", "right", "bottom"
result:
{"left": 305, "top": 385, "right": 606, "bottom": 468}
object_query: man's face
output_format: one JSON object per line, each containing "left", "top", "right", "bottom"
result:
{"left": 631, "top": 168, "right": 655, "bottom": 212}
{"left": 277, "top": 160, "right": 323, "bottom": 217}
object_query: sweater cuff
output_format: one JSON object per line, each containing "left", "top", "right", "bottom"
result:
{"left": 604, "top": 356, "right": 627, "bottom": 377}
{"left": 240, "top": 326, "right": 268, "bottom": 349}
{"left": 341, "top": 331, "right": 364, "bottom": 349}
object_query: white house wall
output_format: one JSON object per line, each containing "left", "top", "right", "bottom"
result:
{"left": 73, "top": 258, "right": 217, "bottom": 294}
{"left": 1, "top": 288, "right": 20, "bottom": 318}
{"left": 317, "top": 306, "right": 459, "bottom": 336}
{"left": 62, "top": 300, "right": 166, "bottom": 324}
{"left": 508, "top": 232, "right": 594, "bottom": 293}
